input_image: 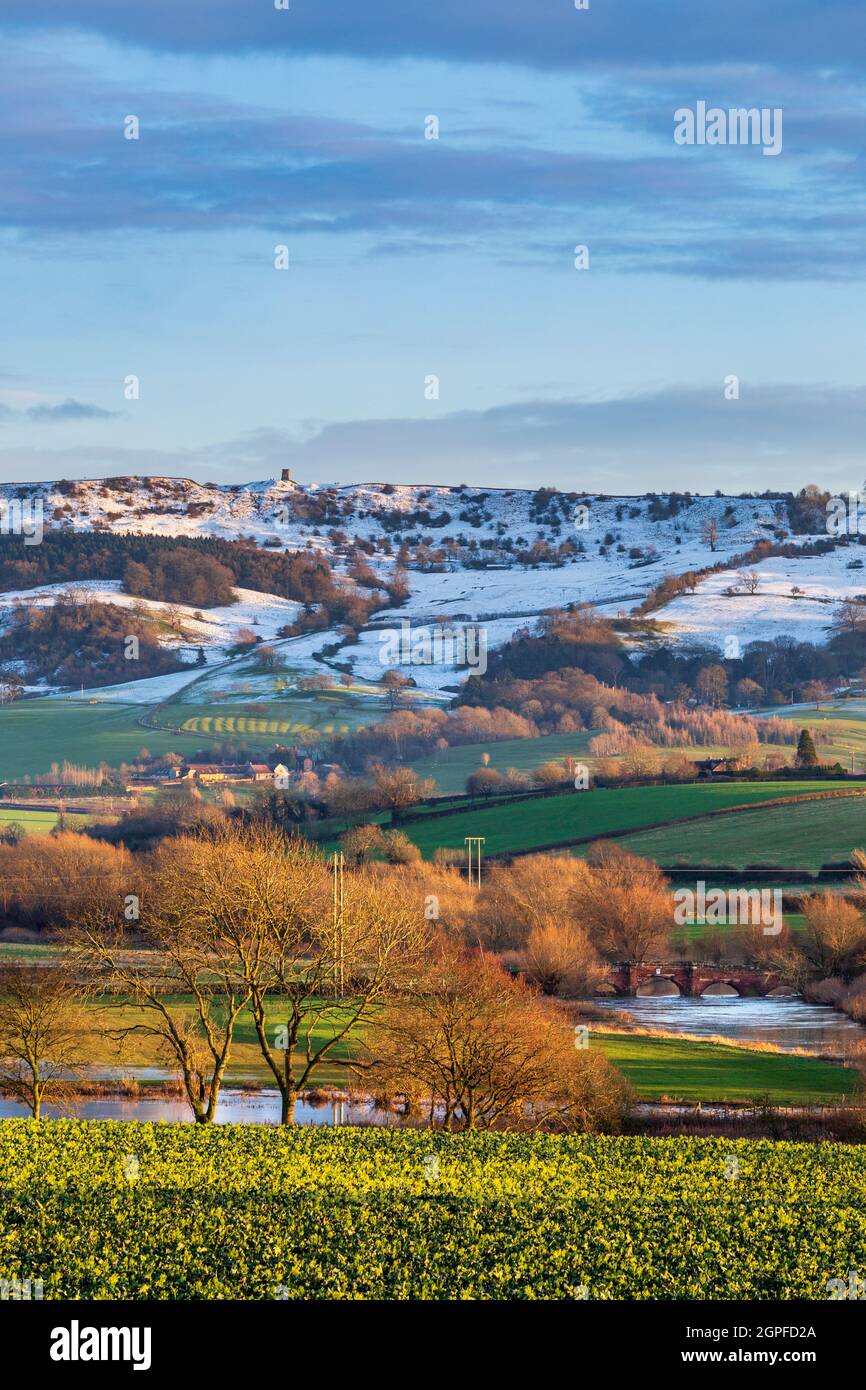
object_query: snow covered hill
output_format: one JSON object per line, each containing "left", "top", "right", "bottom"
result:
{"left": 0, "top": 475, "right": 857, "bottom": 699}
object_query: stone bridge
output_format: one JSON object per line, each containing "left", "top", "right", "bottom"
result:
{"left": 604, "top": 961, "right": 788, "bottom": 998}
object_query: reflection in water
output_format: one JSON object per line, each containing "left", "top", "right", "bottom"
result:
{"left": 2, "top": 1000, "right": 861, "bottom": 1124}
{"left": 0, "top": 1090, "right": 394, "bottom": 1126}
{"left": 594, "top": 994, "right": 865, "bottom": 1051}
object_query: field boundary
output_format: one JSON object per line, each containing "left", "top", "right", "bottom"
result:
{"left": 477, "top": 787, "right": 866, "bottom": 861}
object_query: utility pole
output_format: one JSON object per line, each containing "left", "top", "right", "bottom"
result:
{"left": 464, "top": 836, "right": 485, "bottom": 889}
{"left": 331, "top": 850, "right": 345, "bottom": 996}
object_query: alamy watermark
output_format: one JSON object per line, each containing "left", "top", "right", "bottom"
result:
{"left": 826, "top": 1268, "right": 866, "bottom": 1299}
{"left": 674, "top": 102, "right": 783, "bottom": 157}
{"left": 0, "top": 497, "right": 43, "bottom": 546}
{"left": 1, "top": 1276, "right": 43, "bottom": 1300}
{"left": 378, "top": 619, "right": 487, "bottom": 676}
{"left": 673, "top": 881, "right": 783, "bottom": 936}
{"left": 827, "top": 490, "right": 866, "bottom": 537}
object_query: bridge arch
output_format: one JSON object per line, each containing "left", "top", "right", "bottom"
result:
{"left": 635, "top": 976, "right": 681, "bottom": 997}
{"left": 700, "top": 981, "right": 740, "bottom": 997}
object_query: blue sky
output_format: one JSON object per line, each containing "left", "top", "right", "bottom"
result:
{"left": 1, "top": 1, "right": 865, "bottom": 491}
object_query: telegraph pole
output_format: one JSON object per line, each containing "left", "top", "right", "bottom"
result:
{"left": 331, "top": 850, "right": 345, "bottom": 996}
{"left": 464, "top": 836, "right": 485, "bottom": 889}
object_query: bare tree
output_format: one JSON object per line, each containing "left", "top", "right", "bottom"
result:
{"left": 695, "top": 663, "right": 728, "bottom": 708}
{"left": 0, "top": 963, "right": 88, "bottom": 1120}
{"left": 465, "top": 767, "right": 503, "bottom": 799}
{"left": 340, "top": 823, "right": 386, "bottom": 864}
{"left": 702, "top": 517, "right": 719, "bottom": 552}
{"left": 520, "top": 923, "right": 606, "bottom": 997}
{"left": 381, "top": 669, "right": 412, "bottom": 709}
{"left": 363, "top": 942, "right": 630, "bottom": 1131}
{"left": 370, "top": 764, "right": 436, "bottom": 822}
{"left": 379, "top": 829, "right": 421, "bottom": 864}
{"left": 118, "top": 826, "right": 428, "bottom": 1124}
{"left": 76, "top": 836, "right": 253, "bottom": 1124}
{"left": 219, "top": 833, "right": 430, "bottom": 1123}
{"left": 799, "top": 891, "right": 866, "bottom": 980}
{"left": 475, "top": 854, "right": 591, "bottom": 952}
{"left": 577, "top": 844, "right": 672, "bottom": 965}
{"left": 737, "top": 569, "right": 761, "bottom": 595}
{"left": 835, "top": 599, "right": 866, "bottom": 634}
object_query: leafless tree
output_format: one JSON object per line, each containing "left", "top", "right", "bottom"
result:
{"left": 519, "top": 923, "right": 606, "bottom": 998}
{"left": 799, "top": 890, "right": 866, "bottom": 980}
{"left": 577, "top": 843, "right": 673, "bottom": 965}
{"left": 381, "top": 669, "right": 413, "bottom": 709}
{"left": 363, "top": 942, "right": 630, "bottom": 1131}
{"left": 370, "top": 764, "right": 436, "bottom": 822}
{"left": 702, "top": 517, "right": 719, "bottom": 551}
{"left": 696, "top": 663, "right": 728, "bottom": 708}
{"left": 835, "top": 599, "right": 866, "bottom": 634}
{"left": 737, "top": 569, "right": 761, "bottom": 595}
{"left": 0, "top": 962, "right": 88, "bottom": 1120}
{"left": 75, "top": 837, "right": 252, "bottom": 1124}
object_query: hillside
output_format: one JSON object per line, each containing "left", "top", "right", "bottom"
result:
{"left": 0, "top": 477, "right": 852, "bottom": 707}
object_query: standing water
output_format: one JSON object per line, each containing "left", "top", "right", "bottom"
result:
{"left": 0, "top": 1089, "right": 395, "bottom": 1125}
{"left": 594, "top": 994, "right": 865, "bottom": 1052}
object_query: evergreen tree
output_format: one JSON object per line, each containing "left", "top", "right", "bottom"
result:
{"left": 795, "top": 728, "right": 819, "bottom": 767}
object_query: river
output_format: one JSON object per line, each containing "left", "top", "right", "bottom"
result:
{"left": 593, "top": 993, "right": 865, "bottom": 1052}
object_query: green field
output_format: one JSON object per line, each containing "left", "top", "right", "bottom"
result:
{"left": 0, "top": 807, "right": 71, "bottom": 835}
{"left": 621, "top": 796, "right": 866, "bottom": 869}
{"left": 386, "top": 781, "right": 866, "bottom": 860}
{"left": 0, "top": 964, "right": 833, "bottom": 1102}
{"left": 410, "top": 731, "right": 595, "bottom": 794}
{"left": 161, "top": 686, "right": 420, "bottom": 743}
{"left": 0, "top": 684, "right": 444, "bottom": 783}
{"left": 80, "top": 996, "right": 358, "bottom": 1087}
{"left": 409, "top": 736, "right": 779, "bottom": 795}
{"left": 758, "top": 700, "right": 866, "bottom": 770}
{"left": 25, "top": 989, "right": 850, "bottom": 1103}
{"left": 0, "top": 701, "right": 210, "bottom": 782}
{"left": 2, "top": 1123, "right": 865, "bottom": 1298}
{"left": 0, "top": 696, "right": 362, "bottom": 783}
{"left": 595, "top": 1032, "right": 855, "bottom": 1104}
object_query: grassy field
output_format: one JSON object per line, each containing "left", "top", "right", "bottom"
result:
{"left": 758, "top": 700, "right": 866, "bottom": 770}
{"left": 620, "top": 796, "right": 866, "bottom": 869}
{"left": 383, "top": 781, "right": 866, "bottom": 860}
{"left": 161, "top": 686, "right": 419, "bottom": 743}
{"left": 0, "top": 971, "right": 836, "bottom": 1101}
{"left": 0, "top": 695, "right": 368, "bottom": 783}
{"left": 408, "top": 701, "right": 866, "bottom": 798}
{"left": 409, "top": 736, "right": 784, "bottom": 795}
{"left": 0, "top": 701, "right": 215, "bottom": 782}
{"left": 409, "top": 731, "right": 595, "bottom": 794}
{"left": 80, "top": 997, "right": 358, "bottom": 1088}
{"left": 0, "top": 942, "right": 59, "bottom": 959}
{"left": 0, "top": 683, "right": 444, "bottom": 783}
{"left": 668, "top": 912, "right": 807, "bottom": 947}
{"left": 594, "top": 1032, "right": 855, "bottom": 1104}
{"left": 0, "top": 807, "right": 72, "bottom": 835}
{"left": 69, "top": 982, "right": 858, "bottom": 1102}
{"left": 3, "top": 1124, "right": 865, "bottom": 1298}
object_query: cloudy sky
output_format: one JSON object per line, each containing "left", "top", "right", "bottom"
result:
{"left": 1, "top": 1, "right": 865, "bottom": 491}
